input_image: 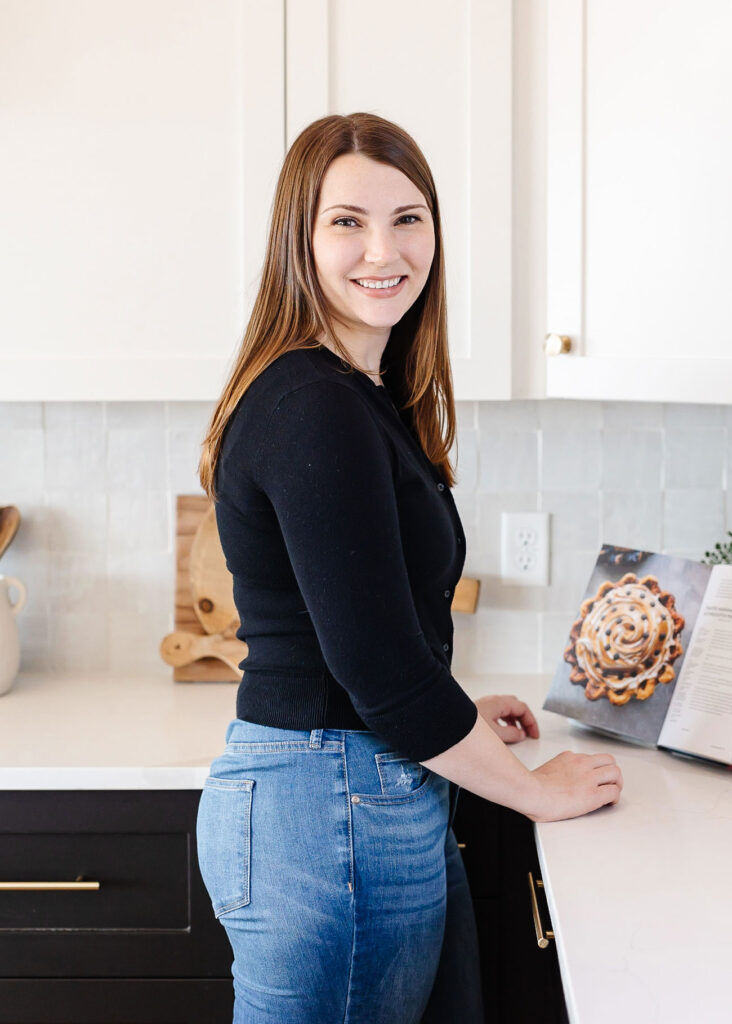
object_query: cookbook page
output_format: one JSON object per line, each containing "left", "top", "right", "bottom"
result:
{"left": 657, "top": 565, "right": 732, "bottom": 765}
{"left": 543, "top": 545, "right": 711, "bottom": 745}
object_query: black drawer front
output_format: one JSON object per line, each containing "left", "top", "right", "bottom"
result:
{"left": 0, "top": 791, "right": 233, "bottom": 979}
{"left": 0, "top": 832, "right": 187, "bottom": 929}
{"left": 0, "top": 978, "right": 233, "bottom": 1024}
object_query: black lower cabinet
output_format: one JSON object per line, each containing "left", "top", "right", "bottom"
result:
{"left": 452, "top": 790, "right": 570, "bottom": 1024}
{"left": 0, "top": 789, "right": 234, "bottom": 1023}
{"left": 0, "top": 788, "right": 568, "bottom": 1023}
{"left": 0, "top": 980, "right": 233, "bottom": 1023}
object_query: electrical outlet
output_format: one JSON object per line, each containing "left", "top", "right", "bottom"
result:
{"left": 500, "top": 512, "right": 550, "bottom": 586}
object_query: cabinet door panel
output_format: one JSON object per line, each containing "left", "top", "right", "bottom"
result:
{"left": 286, "top": 0, "right": 513, "bottom": 400}
{"left": 546, "top": 0, "right": 732, "bottom": 401}
{"left": 0, "top": 791, "right": 233, "bottom": 978}
{"left": 454, "top": 792, "right": 569, "bottom": 1024}
{"left": 452, "top": 788, "right": 503, "bottom": 900}
{"left": 0, "top": 979, "right": 233, "bottom": 1024}
{"left": 0, "top": 832, "right": 187, "bottom": 929}
{"left": 0, "top": 0, "right": 284, "bottom": 400}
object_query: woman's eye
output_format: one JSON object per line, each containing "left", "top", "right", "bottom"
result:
{"left": 331, "top": 215, "right": 421, "bottom": 227}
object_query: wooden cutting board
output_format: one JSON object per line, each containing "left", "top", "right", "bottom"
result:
{"left": 174, "top": 495, "right": 241, "bottom": 681}
{"left": 189, "top": 503, "right": 238, "bottom": 635}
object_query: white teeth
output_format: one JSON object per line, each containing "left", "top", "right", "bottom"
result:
{"left": 354, "top": 276, "right": 403, "bottom": 289}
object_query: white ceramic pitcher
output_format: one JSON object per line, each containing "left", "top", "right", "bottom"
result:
{"left": 0, "top": 575, "right": 27, "bottom": 696}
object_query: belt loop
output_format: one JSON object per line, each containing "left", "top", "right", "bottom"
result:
{"left": 309, "top": 729, "right": 323, "bottom": 749}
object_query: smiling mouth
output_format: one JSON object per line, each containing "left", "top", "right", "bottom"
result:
{"left": 350, "top": 276, "right": 407, "bottom": 293}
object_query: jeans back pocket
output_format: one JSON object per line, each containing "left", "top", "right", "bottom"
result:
{"left": 195, "top": 776, "right": 254, "bottom": 919}
{"left": 374, "top": 752, "right": 432, "bottom": 798}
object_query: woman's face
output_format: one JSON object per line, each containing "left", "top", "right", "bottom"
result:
{"left": 312, "top": 153, "right": 435, "bottom": 339}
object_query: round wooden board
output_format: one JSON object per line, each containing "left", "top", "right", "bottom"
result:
{"left": 0, "top": 506, "right": 21, "bottom": 561}
{"left": 189, "top": 504, "right": 238, "bottom": 635}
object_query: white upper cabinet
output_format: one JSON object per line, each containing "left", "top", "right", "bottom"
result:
{"left": 285, "top": 0, "right": 514, "bottom": 401}
{"left": 545, "top": 0, "right": 732, "bottom": 402}
{"left": 0, "top": 0, "right": 284, "bottom": 400}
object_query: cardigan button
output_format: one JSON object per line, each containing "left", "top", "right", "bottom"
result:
{"left": 442, "top": 643, "right": 450, "bottom": 652}
{"left": 443, "top": 589, "right": 451, "bottom": 598}
{"left": 437, "top": 482, "right": 445, "bottom": 491}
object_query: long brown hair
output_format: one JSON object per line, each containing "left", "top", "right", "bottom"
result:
{"left": 198, "top": 112, "right": 458, "bottom": 500}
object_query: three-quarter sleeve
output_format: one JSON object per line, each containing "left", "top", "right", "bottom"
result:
{"left": 248, "top": 379, "right": 477, "bottom": 762}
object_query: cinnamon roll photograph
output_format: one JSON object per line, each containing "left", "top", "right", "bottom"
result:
{"left": 543, "top": 545, "right": 710, "bottom": 746}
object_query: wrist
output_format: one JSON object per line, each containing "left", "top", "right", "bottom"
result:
{"left": 513, "top": 767, "right": 545, "bottom": 820}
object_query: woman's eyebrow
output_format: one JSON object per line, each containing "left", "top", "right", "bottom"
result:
{"left": 320, "top": 203, "right": 429, "bottom": 215}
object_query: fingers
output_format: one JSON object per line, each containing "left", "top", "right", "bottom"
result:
{"left": 496, "top": 722, "right": 529, "bottom": 744}
{"left": 557, "top": 750, "right": 624, "bottom": 803}
{"left": 595, "top": 783, "right": 621, "bottom": 807}
{"left": 487, "top": 717, "right": 527, "bottom": 744}
{"left": 586, "top": 752, "right": 619, "bottom": 768}
{"left": 593, "top": 766, "right": 623, "bottom": 789}
{"left": 499, "top": 696, "right": 541, "bottom": 738}
{"left": 580, "top": 752, "right": 623, "bottom": 789}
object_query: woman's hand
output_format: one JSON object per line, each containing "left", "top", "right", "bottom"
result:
{"left": 475, "top": 694, "right": 540, "bottom": 744}
{"left": 527, "top": 751, "right": 623, "bottom": 821}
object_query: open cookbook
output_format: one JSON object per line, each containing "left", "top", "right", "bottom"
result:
{"left": 543, "top": 544, "right": 732, "bottom": 767}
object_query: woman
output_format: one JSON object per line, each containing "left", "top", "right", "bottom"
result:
{"left": 196, "top": 112, "right": 623, "bottom": 1024}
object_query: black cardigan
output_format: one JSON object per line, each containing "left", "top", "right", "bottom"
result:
{"left": 214, "top": 344, "right": 478, "bottom": 762}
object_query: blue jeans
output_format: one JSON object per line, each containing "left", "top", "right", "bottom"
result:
{"left": 196, "top": 719, "right": 484, "bottom": 1023}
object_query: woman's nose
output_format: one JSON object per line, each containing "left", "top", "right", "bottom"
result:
{"left": 363, "top": 227, "right": 400, "bottom": 265}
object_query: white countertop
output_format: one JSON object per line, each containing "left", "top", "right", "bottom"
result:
{"left": 1, "top": 668, "right": 729, "bottom": 1023}
{"left": 0, "top": 668, "right": 237, "bottom": 789}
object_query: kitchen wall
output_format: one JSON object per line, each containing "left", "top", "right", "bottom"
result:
{"left": 1, "top": 398, "right": 730, "bottom": 677}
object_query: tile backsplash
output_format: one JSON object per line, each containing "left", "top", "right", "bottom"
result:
{"left": 1, "top": 400, "right": 730, "bottom": 678}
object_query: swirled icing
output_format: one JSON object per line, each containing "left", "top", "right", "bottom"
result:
{"left": 574, "top": 581, "right": 676, "bottom": 692}
{"left": 565, "top": 572, "right": 685, "bottom": 704}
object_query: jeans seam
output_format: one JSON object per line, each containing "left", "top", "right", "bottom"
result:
{"left": 226, "top": 740, "right": 341, "bottom": 752}
{"left": 342, "top": 891, "right": 358, "bottom": 1024}
{"left": 342, "top": 734, "right": 357, "bottom": 1023}
{"left": 215, "top": 893, "right": 251, "bottom": 918}
{"left": 340, "top": 736, "right": 355, "bottom": 896}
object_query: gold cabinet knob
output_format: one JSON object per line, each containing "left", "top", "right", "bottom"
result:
{"left": 544, "top": 333, "right": 572, "bottom": 356}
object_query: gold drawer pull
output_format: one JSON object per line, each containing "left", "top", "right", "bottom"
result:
{"left": 528, "top": 871, "right": 554, "bottom": 949}
{"left": 457, "top": 842, "right": 466, "bottom": 849}
{"left": 0, "top": 878, "right": 100, "bottom": 891}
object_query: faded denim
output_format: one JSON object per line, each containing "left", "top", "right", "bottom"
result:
{"left": 196, "top": 719, "right": 484, "bottom": 1023}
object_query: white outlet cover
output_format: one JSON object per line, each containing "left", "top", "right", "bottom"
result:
{"left": 500, "top": 512, "right": 550, "bottom": 587}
